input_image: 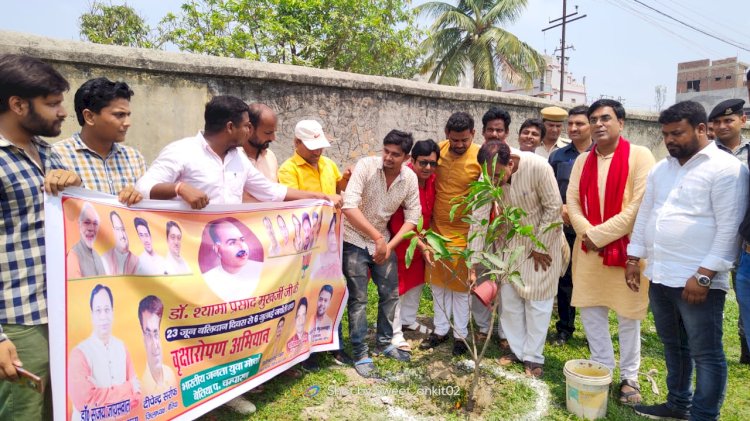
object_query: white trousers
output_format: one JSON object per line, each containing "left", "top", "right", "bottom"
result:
{"left": 471, "top": 279, "right": 506, "bottom": 338}
{"left": 431, "top": 284, "right": 469, "bottom": 339}
{"left": 500, "top": 284, "right": 554, "bottom": 364}
{"left": 392, "top": 285, "right": 424, "bottom": 346}
{"left": 580, "top": 306, "right": 640, "bottom": 381}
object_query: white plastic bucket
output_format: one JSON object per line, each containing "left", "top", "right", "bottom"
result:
{"left": 563, "top": 359, "right": 612, "bottom": 420}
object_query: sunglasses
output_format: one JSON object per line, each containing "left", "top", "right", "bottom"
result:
{"left": 416, "top": 160, "right": 438, "bottom": 168}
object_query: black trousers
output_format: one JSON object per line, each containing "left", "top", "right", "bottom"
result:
{"left": 555, "top": 232, "right": 577, "bottom": 335}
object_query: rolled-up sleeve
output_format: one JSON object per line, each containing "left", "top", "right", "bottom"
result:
{"left": 136, "top": 142, "right": 182, "bottom": 198}
{"left": 342, "top": 159, "right": 367, "bottom": 210}
{"left": 244, "top": 164, "right": 287, "bottom": 202}
{"left": 700, "top": 165, "right": 749, "bottom": 271}
{"left": 401, "top": 175, "right": 421, "bottom": 225}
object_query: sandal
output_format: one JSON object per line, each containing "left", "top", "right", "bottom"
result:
{"left": 354, "top": 357, "right": 379, "bottom": 378}
{"left": 376, "top": 344, "right": 411, "bottom": 362}
{"left": 619, "top": 379, "right": 642, "bottom": 405}
{"left": 499, "top": 353, "right": 521, "bottom": 366}
{"left": 524, "top": 361, "right": 544, "bottom": 378}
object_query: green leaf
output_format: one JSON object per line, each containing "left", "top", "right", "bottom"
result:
{"left": 405, "top": 237, "right": 418, "bottom": 268}
{"left": 509, "top": 271, "right": 524, "bottom": 287}
{"left": 402, "top": 231, "right": 416, "bottom": 240}
{"left": 416, "top": 215, "right": 423, "bottom": 232}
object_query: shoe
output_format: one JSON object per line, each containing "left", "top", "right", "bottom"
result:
{"left": 331, "top": 350, "right": 353, "bottom": 366}
{"left": 633, "top": 403, "right": 689, "bottom": 420}
{"left": 353, "top": 357, "right": 379, "bottom": 379}
{"left": 301, "top": 355, "right": 320, "bottom": 372}
{"left": 474, "top": 332, "right": 489, "bottom": 345}
{"left": 419, "top": 333, "right": 449, "bottom": 350}
{"left": 377, "top": 345, "right": 411, "bottom": 362}
{"left": 224, "top": 396, "right": 256, "bottom": 415}
{"left": 403, "top": 322, "right": 433, "bottom": 335}
{"left": 452, "top": 340, "right": 469, "bottom": 356}
{"left": 551, "top": 331, "right": 571, "bottom": 346}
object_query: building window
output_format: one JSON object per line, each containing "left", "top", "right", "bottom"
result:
{"left": 687, "top": 80, "right": 700, "bottom": 92}
{"left": 726, "top": 75, "right": 732, "bottom": 80}
{"left": 715, "top": 77, "right": 722, "bottom": 81}
{"left": 571, "top": 98, "right": 576, "bottom": 103}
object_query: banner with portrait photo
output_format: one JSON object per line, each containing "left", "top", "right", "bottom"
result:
{"left": 45, "top": 188, "right": 347, "bottom": 421}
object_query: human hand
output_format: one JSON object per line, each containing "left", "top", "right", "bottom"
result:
{"left": 624, "top": 260, "right": 641, "bottom": 292}
{"left": 681, "top": 276, "right": 709, "bottom": 304}
{"left": 118, "top": 185, "right": 143, "bottom": 206}
{"left": 177, "top": 183, "right": 209, "bottom": 209}
{"left": 582, "top": 234, "right": 601, "bottom": 252}
{"left": 530, "top": 251, "right": 552, "bottom": 271}
{"left": 0, "top": 339, "right": 21, "bottom": 381}
{"left": 372, "top": 237, "right": 388, "bottom": 264}
{"left": 561, "top": 204, "right": 570, "bottom": 226}
{"left": 327, "top": 194, "right": 343, "bottom": 209}
{"left": 44, "top": 169, "right": 81, "bottom": 195}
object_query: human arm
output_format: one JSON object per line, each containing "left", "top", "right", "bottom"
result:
{"left": 117, "top": 185, "right": 143, "bottom": 206}
{"left": 586, "top": 148, "right": 655, "bottom": 248}
{"left": 341, "top": 159, "right": 389, "bottom": 263}
{"left": 336, "top": 165, "right": 353, "bottom": 193}
{"left": 623, "top": 166, "right": 657, "bottom": 292}
{"left": 530, "top": 162, "right": 563, "bottom": 270}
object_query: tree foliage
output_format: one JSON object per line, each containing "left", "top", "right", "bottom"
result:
{"left": 158, "top": 0, "right": 422, "bottom": 78}
{"left": 416, "top": 0, "right": 546, "bottom": 90}
{"left": 79, "top": 1, "right": 165, "bottom": 48}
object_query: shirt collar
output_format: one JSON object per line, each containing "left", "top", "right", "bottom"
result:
{"left": 292, "top": 151, "right": 311, "bottom": 167}
{"left": 73, "top": 132, "right": 122, "bottom": 157}
{"left": 0, "top": 134, "right": 51, "bottom": 150}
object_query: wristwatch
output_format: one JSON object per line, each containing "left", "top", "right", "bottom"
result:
{"left": 694, "top": 273, "right": 712, "bottom": 288}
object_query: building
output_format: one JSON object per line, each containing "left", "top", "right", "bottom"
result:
{"left": 675, "top": 57, "right": 750, "bottom": 115}
{"left": 502, "top": 55, "right": 587, "bottom": 105}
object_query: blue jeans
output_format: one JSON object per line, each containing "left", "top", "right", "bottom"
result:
{"left": 342, "top": 242, "right": 398, "bottom": 360}
{"left": 734, "top": 249, "right": 750, "bottom": 353}
{"left": 649, "top": 282, "right": 727, "bottom": 421}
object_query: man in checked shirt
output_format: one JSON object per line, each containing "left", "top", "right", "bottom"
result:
{"left": 0, "top": 54, "right": 82, "bottom": 420}
{"left": 53, "top": 77, "right": 145, "bottom": 206}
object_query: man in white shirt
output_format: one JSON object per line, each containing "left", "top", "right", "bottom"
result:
{"left": 136, "top": 95, "right": 338, "bottom": 209}
{"left": 134, "top": 217, "right": 166, "bottom": 275}
{"left": 202, "top": 218, "right": 263, "bottom": 302}
{"left": 311, "top": 285, "right": 334, "bottom": 343}
{"left": 102, "top": 211, "right": 139, "bottom": 275}
{"left": 627, "top": 101, "right": 749, "bottom": 421}
{"left": 164, "top": 221, "right": 191, "bottom": 275}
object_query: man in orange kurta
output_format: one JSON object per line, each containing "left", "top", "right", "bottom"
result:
{"left": 420, "top": 112, "right": 481, "bottom": 356}
{"left": 567, "top": 99, "right": 655, "bottom": 404}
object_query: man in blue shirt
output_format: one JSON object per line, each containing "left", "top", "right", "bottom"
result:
{"left": 547, "top": 105, "right": 592, "bottom": 345}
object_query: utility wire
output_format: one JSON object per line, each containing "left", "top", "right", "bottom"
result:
{"left": 630, "top": 0, "right": 750, "bottom": 52}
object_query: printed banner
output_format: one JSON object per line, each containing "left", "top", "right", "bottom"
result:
{"left": 46, "top": 188, "right": 347, "bottom": 420}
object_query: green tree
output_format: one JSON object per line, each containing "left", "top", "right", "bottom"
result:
{"left": 417, "top": 0, "right": 546, "bottom": 90}
{"left": 160, "top": 0, "right": 421, "bottom": 78}
{"left": 79, "top": 1, "right": 164, "bottom": 48}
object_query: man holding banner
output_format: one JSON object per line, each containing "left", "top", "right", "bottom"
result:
{"left": 0, "top": 54, "right": 81, "bottom": 421}
{"left": 135, "top": 95, "right": 340, "bottom": 209}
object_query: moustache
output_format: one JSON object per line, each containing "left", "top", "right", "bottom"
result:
{"left": 235, "top": 250, "right": 248, "bottom": 258}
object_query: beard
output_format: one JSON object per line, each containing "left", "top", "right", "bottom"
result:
{"left": 250, "top": 137, "right": 271, "bottom": 150}
{"left": 23, "top": 102, "right": 63, "bottom": 137}
{"left": 667, "top": 137, "right": 700, "bottom": 161}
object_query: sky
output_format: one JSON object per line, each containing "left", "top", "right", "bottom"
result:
{"left": 0, "top": 0, "right": 747, "bottom": 112}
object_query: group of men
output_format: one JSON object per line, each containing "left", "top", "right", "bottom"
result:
{"left": 1, "top": 52, "right": 749, "bottom": 421}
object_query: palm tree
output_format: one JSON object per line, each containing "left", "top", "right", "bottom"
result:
{"left": 417, "top": 0, "right": 546, "bottom": 90}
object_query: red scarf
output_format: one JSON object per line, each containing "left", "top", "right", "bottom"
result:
{"left": 579, "top": 137, "right": 630, "bottom": 267}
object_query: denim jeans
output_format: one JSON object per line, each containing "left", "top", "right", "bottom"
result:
{"left": 734, "top": 249, "right": 750, "bottom": 353}
{"left": 342, "top": 242, "right": 398, "bottom": 360}
{"left": 649, "top": 282, "right": 727, "bottom": 421}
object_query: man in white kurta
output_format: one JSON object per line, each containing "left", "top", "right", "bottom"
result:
{"left": 468, "top": 142, "right": 567, "bottom": 376}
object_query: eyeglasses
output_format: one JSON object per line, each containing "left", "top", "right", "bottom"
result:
{"left": 589, "top": 114, "right": 614, "bottom": 125}
{"left": 416, "top": 160, "right": 438, "bottom": 168}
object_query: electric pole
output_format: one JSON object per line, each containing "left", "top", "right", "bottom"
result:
{"left": 542, "top": 1, "right": 586, "bottom": 101}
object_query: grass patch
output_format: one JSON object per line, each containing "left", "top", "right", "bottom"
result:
{"left": 200, "top": 282, "right": 750, "bottom": 420}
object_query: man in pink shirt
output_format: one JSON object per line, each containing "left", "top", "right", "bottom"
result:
{"left": 136, "top": 96, "right": 339, "bottom": 209}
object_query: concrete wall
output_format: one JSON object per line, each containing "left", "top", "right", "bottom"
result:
{"left": 0, "top": 30, "right": 670, "bottom": 167}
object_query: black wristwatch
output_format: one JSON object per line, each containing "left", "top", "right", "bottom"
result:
{"left": 694, "top": 273, "right": 712, "bottom": 288}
